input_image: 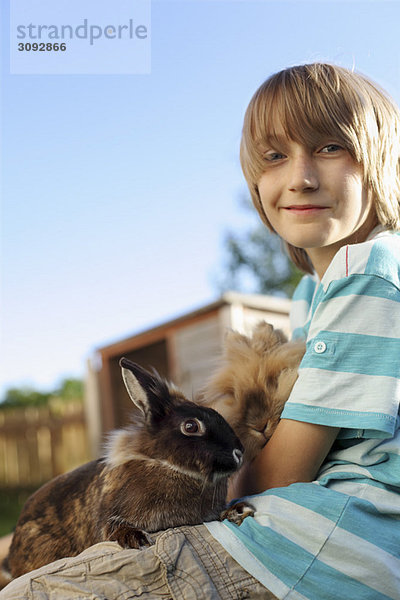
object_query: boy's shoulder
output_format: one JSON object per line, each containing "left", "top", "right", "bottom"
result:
{"left": 290, "top": 229, "right": 400, "bottom": 338}
{"left": 322, "top": 229, "right": 400, "bottom": 291}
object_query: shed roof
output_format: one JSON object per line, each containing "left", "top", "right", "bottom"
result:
{"left": 96, "top": 292, "right": 291, "bottom": 357}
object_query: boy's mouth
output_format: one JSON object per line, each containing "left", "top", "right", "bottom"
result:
{"left": 283, "top": 205, "right": 329, "bottom": 215}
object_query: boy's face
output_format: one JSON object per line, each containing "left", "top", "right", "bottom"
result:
{"left": 256, "top": 126, "right": 375, "bottom": 277}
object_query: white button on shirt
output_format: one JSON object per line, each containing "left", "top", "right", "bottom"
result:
{"left": 314, "top": 341, "right": 327, "bottom": 354}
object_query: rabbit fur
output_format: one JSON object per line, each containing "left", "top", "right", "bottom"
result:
{"left": 200, "top": 321, "right": 306, "bottom": 462}
{"left": 2, "top": 359, "right": 244, "bottom": 582}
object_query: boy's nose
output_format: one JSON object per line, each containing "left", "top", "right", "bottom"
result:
{"left": 288, "top": 155, "right": 319, "bottom": 193}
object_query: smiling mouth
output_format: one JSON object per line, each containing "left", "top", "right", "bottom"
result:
{"left": 283, "top": 205, "right": 329, "bottom": 215}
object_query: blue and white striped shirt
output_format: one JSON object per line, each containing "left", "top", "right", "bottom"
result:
{"left": 206, "top": 229, "right": 400, "bottom": 599}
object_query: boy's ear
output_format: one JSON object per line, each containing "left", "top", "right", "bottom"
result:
{"left": 119, "top": 358, "right": 172, "bottom": 423}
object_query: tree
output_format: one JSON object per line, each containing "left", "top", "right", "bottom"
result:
{"left": 1, "top": 388, "right": 51, "bottom": 408}
{"left": 219, "top": 197, "right": 303, "bottom": 297}
{"left": 0, "top": 378, "right": 84, "bottom": 409}
{"left": 55, "top": 378, "right": 84, "bottom": 401}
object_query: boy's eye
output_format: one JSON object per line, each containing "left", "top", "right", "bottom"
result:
{"left": 263, "top": 151, "right": 285, "bottom": 162}
{"left": 319, "top": 144, "right": 343, "bottom": 154}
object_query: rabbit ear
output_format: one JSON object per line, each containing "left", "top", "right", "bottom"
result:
{"left": 119, "top": 358, "right": 172, "bottom": 422}
{"left": 251, "top": 321, "right": 288, "bottom": 351}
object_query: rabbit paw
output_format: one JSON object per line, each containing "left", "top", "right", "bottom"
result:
{"left": 220, "top": 501, "right": 255, "bottom": 525}
{"left": 106, "top": 520, "right": 154, "bottom": 549}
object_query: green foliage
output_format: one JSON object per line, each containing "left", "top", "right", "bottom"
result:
{"left": 55, "top": 378, "right": 84, "bottom": 401}
{"left": 1, "top": 388, "right": 51, "bottom": 409}
{"left": 220, "top": 198, "right": 303, "bottom": 297}
{"left": 0, "top": 378, "right": 84, "bottom": 409}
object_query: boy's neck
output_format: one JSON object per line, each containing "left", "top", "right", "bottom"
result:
{"left": 306, "top": 217, "right": 380, "bottom": 280}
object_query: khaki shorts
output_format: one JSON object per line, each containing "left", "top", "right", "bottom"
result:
{"left": 0, "top": 525, "right": 277, "bottom": 600}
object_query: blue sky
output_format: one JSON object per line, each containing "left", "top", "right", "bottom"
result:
{"left": 1, "top": 0, "right": 400, "bottom": 396}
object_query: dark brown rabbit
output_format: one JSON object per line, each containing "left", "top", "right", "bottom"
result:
{"left": 200, "top": 321, "right": 306, "bottom": 461}
{"left": 2, "top": 359, "right": 244, "bottom": 582}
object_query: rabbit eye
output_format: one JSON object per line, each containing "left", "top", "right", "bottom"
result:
{"left": 180, "top": 418, "right": 205, "bottom": 436}
{"left": 185, "top": 420, "right": 198, "bottom": 433}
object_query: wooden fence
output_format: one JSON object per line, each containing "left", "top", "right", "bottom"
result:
{"left": 0, "top": 401, "right": 90, "bottom": 487}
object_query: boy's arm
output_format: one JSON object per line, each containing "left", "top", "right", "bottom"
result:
{"left": 228, "top": 418, "right": 339, "bottom": 500}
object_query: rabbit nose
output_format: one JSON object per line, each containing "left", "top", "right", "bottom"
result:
{"left": 233, "top": 448, "right": 243, "bottom": 467}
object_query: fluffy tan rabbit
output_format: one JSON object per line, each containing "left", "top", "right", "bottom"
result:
{"left": 2, "top": 359, "right": 245, "bottom": 583}
{"left": 200, "top": 321, "right": 306, "bottom": 461}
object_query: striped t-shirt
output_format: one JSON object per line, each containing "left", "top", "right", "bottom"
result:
{"left": 206, "top": 229, "right": 400, "bottom": 600}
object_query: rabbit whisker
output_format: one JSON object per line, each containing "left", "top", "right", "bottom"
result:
{"left": 211, "top": 482, "right": 217, "bottom": 510}
{"left": 199, "top": 477, "right": 208, "bottom": 500}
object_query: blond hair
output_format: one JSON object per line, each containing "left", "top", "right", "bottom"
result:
{"left": 240, "top": 63, "right": 400, "bottom": 274}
